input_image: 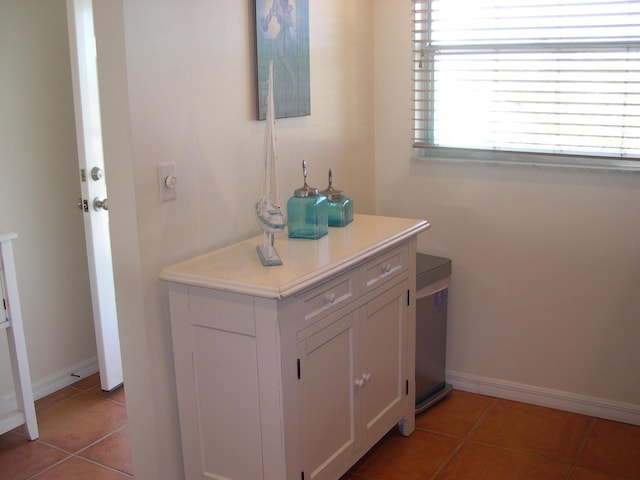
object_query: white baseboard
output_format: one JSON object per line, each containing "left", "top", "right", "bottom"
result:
{"left": 33, "top": 356, "right": 100, "bottom": 400}
{"left": 446, "top": 370, "right": 640, "bottom": 426}
{"left": 1, "top": 357, "right": 99, "bottom": 403}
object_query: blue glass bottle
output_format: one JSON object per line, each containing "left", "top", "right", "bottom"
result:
{"left": 287, "top": 161, "right": 328, "bottom": 239}
{"left": 320, "top": 169, "right": 353, "bottom": 227}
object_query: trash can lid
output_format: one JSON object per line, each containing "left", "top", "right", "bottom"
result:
{"left": 417, "top": 253, "right": 451, "bottom": 287}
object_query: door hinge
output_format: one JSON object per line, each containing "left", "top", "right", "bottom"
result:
{"left": 406, "top": 379, "right": 409, "bottom": 395}
{"left": 80, "top": 168, "right": 86, "bottom": 182}
{"left": 407, "top": 289, "right": 410, "bottom": 306}
{"left": 297, "top": 359, "right": 301, "bottom": 379}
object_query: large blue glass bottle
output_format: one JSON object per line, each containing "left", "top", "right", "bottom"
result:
{"left": 287, "top": 161, "right": 328, "bottom": 239}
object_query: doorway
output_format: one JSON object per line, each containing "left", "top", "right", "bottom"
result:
{"left": 0, "top": 0, "right": 113, "bottom": 402}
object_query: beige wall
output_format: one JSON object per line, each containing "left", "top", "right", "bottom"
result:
{"left": 96, "top": 1, "right": 375, "bottom": 477}
{"left": 0, "top": 1, "right": 97, "bottom": 397}
{"left": 374, "top": 1, "right": 640, "bottom": 406}
{"left": 4, "top": 1, "right": 639, "bottom": 477}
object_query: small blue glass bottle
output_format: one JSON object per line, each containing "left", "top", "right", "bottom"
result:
{"left": 287, "top": 161, "right": 328, "bottom": 239}
{"left": 320, "top": 169, "right": 353, "bottom": 227}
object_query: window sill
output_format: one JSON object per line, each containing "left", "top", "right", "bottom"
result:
{"left": 411, "top": 148, "right": 640, "bottom": 175}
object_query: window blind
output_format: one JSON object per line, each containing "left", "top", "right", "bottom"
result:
{"left": 412, "top": 0, "right": 640, "bottom": 170}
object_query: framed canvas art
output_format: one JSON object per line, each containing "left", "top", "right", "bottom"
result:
{"left": 255, "top": 0, "right": 310, "bottom": 120}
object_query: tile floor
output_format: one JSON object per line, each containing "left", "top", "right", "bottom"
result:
{"left": 0, "top": 373, "right": 131, "bottom": 479}
{"left": 343, "top": 390, "right": 640, "bottom": 480}
{"left": 1, "top": 377, "right": 639, "bottom": 480}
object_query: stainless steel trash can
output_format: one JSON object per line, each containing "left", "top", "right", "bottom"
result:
{"left": 415, "top": 253, "right": 452, "bottom": 414}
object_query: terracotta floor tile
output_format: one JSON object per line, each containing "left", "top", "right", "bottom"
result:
{"left": 6, "top": 383, "right": 638, "bottom": 480}
{"left": 576, "top": 419, "right": 640, "bottom": 479}
{"left": 69, "top": 373, "right": 101, "bottom": 391}
{"left": 79, "top": 426, "right": 133, "bottom": 475}
{"left": 89, "top": 384, "right": 126, "bottom": 405}
{"left": 569, "top": 466, "right": 632, "bottom": 480}
{"left": 35, "top": 387, "right": 80, "bottom": 413}
{"left": 416, "top": 389, "right": 495, "bottom": 437}
{"left": 436, "top": 441, "right": 570, "bottom": 480}
{"left": 352, "top": 429, "right": 461, "bottom": 480}
{"left": 37, "top": 393, "right": 128, "bottom": 453}
{"left": 470, "top": 399, "right": 592, "bottom": 462}
{"left": 0, "top": 431, "right": 68, "bottom": 480}
{"left": 31, "top": 456, "right": 130, "bottom": 479}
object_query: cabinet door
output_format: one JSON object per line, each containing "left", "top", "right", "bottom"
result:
{"left": 359, "top": 281, "right": 408, "bottom": 444}
{"left": 297, "top": 310, "right": 358, "bottom": 480}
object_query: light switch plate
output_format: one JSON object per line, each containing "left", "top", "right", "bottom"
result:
{"left": 158, "top": 162, "right": 177, "bottom": 202}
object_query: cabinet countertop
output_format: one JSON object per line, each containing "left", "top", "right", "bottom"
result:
{"left": 160, "top": 214, "right": 430, "bottom": 299}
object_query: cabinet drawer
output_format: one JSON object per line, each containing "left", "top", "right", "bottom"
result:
{"left": 361, "top": 244, "right": 408, "bottom": 293}
{"left": 295, "top": 270, "right": 358, "bottom": 329}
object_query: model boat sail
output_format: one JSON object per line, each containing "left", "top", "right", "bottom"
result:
{"left": 256, "top": 59, "right": 286, "bottom": 266}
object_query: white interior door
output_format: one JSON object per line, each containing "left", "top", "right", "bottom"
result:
{"left": 66, "top": 0, "right": 123, "bottom": 391}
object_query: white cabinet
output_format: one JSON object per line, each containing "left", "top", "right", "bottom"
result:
{"left": 359, "top": 280, "right": 408, "bottom": 443}
{"left": 161, "top": 215, "right": 429, "bottom": 480}
{"left": 297, "top": 306, "right": 358, "bottom": 479}
{"left": 296, "top": 278, "right": 408, "bottom": 480}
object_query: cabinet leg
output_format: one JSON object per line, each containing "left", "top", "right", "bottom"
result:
{"left": 397, "top": 415, "right": 415, "bottom": 436}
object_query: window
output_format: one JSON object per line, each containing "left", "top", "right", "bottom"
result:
{"left": 412, "top": 0, "right": 640, "bottom": 171}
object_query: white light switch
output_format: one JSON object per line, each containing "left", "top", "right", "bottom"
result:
{"left": 158, "top": 162, "right": 177, "bottom": 202}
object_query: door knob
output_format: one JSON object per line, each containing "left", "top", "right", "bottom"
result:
{"left": 93, "top": 197, "right": 108, "bottom": 211}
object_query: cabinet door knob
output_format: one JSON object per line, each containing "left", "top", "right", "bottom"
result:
{"left": 382, "top": 263, "right": 391, "bottom": 274}
{"left": 354, "top": 378, "right": 365, "bottom": 389}
{"left": 324, "top": 292, "right": 336, "bottom": 305}
{"left": 363, "top": 373, "right": 372, "bottom": 383}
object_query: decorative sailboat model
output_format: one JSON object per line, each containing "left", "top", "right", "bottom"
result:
{"left": 255, "top": 60, "right": 286, "bottom": 266}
